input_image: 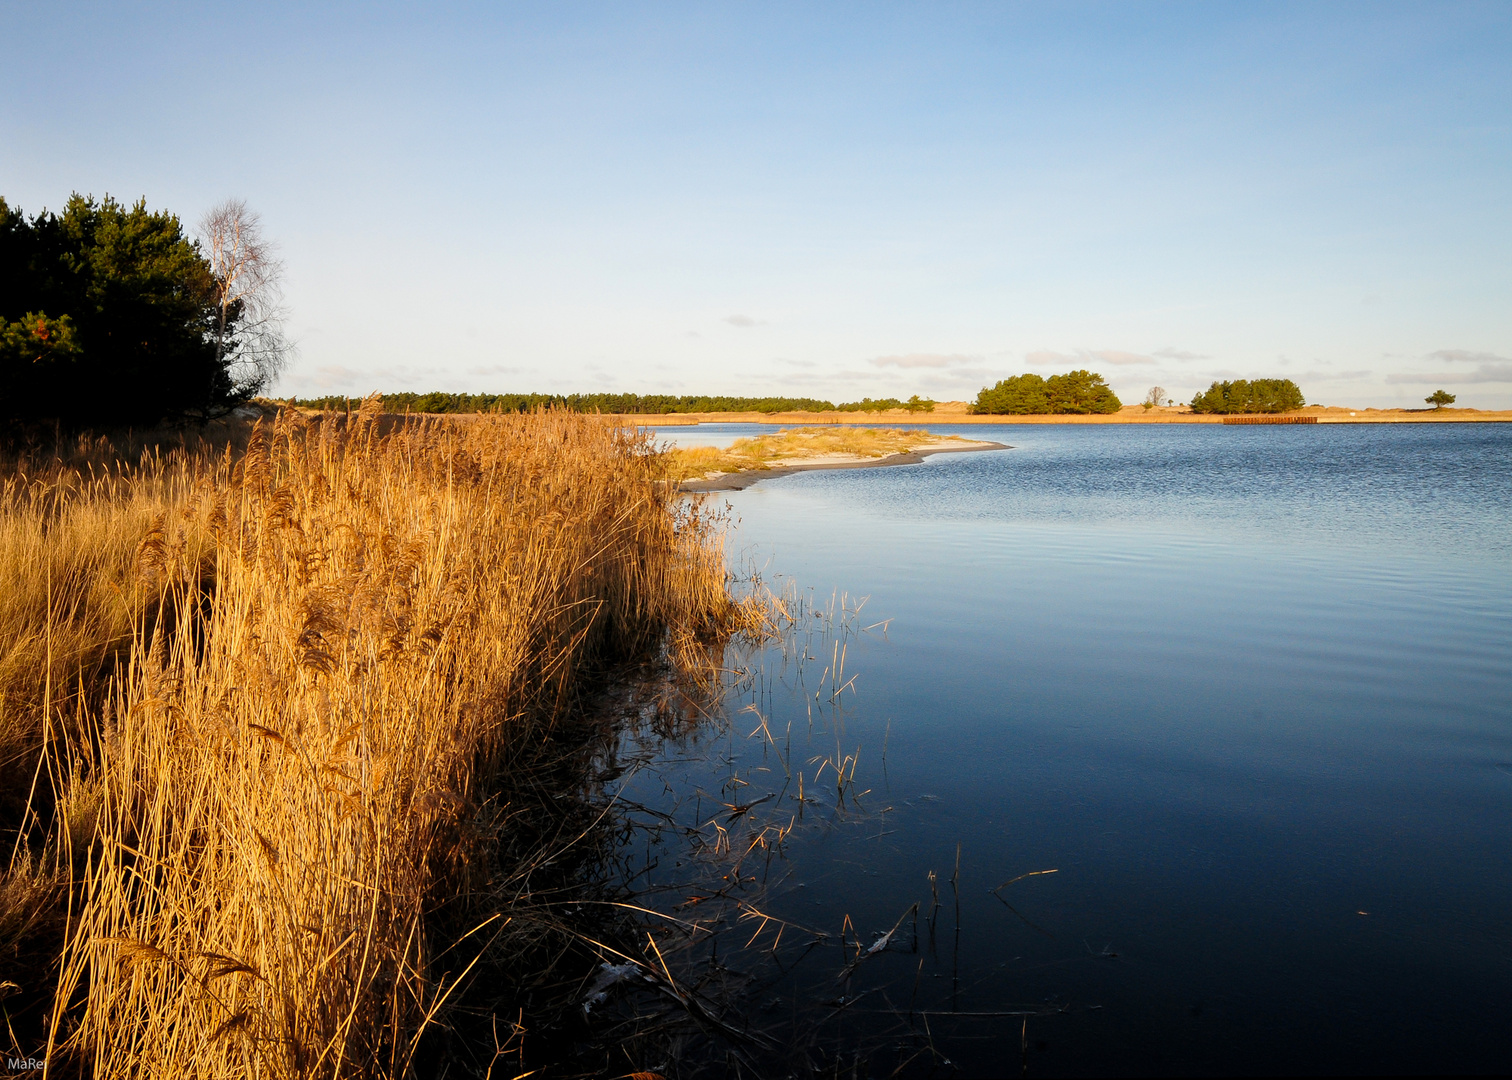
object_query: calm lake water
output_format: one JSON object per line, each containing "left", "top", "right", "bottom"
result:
{"left": 613, "top": 422, "right": 1512, "bottom": 1077}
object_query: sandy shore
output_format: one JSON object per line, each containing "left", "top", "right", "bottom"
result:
{"left": 621, "top": 403, "right": 1512, "bottom": 426}
{"left": 679, "top": 438, "right": 1007, "bottom": 492}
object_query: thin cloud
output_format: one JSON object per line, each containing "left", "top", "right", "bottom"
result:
{"left": 1153, "top": 347, "right": 1210, "bottom": 361}
{"left": 282, "top": 364, "right": 425, "bottom": 391}
{"left": 1428, "top": 349, "right": 1510, "bottom": 365}
{"left": 305, "top": 365, "right": 369, "bottom": 386}
{"left": 1026, "top": 348, "right": 1153, "bottom": 367}
{"left": 1296, "top": 369, "right": 1373, "bottom": 382}
{"left": 1090, "top": 349, "right": 1156, "bottom": 366}
{"left": 869, "top": 353, "right": 978, "bottom": 369}
{"left": 723, "top": 314, "right": 763, "bottom": 328}
{"left": 467, "top": 364, "right": 520, "bottom": 377}
{"left": 1386, "top": 365, "right": 1512, "bottom": 385}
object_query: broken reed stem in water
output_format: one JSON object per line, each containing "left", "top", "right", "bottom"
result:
{"left": 17, "top": 403, "right": 753, "bottom": 1078}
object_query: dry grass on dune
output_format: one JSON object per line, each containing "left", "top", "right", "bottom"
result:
{"left": 0, "top": 403, "right": 747, "bottom": 1077}
{"left": 664, "top": 426, "right": 964, "bottom": 481}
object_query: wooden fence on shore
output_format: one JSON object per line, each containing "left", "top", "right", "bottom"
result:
{"left": 1221, "top": 415, "right": 1318, "bottom": 425}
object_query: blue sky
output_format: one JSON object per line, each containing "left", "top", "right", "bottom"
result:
{"left": 4, "top": 1, "right": 1510, "bottom": 407}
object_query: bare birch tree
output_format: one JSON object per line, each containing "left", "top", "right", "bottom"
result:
{"left": 1144, "top": 386, "right": 1167, "bottom": 408}
{"left": 198, "top": 199, "right": 291, "bottom": 405}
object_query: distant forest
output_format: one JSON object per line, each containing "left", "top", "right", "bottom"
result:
{"left": 290, "top": 392, "right": 936, "bottom": 414}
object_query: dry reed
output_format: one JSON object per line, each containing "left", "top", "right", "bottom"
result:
{"left": 0, "top": 402, "right": 745, "bottom": 1077}
{"left": 2, "top": 434, "right": 234, "bottom": 1048}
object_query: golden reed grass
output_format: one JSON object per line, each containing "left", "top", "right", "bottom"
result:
{"left": 3, "top": 431, "right": 237, "bottom": 1034}
{"left": 0, "top": 402, "right": 743, "bottom": 1077}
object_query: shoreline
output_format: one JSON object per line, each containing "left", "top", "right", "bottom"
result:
{"left": 679, "top": 440, "right": 1009, "bottom": 492}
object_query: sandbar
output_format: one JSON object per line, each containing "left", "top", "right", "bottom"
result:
{"left": 680, "top": 439, "right": 1008, "bottom": 492}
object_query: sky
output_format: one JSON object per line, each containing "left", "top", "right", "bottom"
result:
{"left": 3, "top": 1, "right": 1510, "bottom": 408}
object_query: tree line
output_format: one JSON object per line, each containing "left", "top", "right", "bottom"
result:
{"left": 291, "top": 392, "right": 938, "bottom": 414}
{"left": 1, "top": 194, "right": 286, "bottom": 426}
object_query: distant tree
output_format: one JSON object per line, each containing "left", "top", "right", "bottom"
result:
{"left": 1189, "top": 378, "right": 1305, "bottom": 414}
{"left": 1143, "top": 386, "right": 1166, "bottom": 410}
{"left": 198, "top": 200, "right": 290, "bottom": 406}
{"left": 1426, "top": 389, "right": 1456, "bottom": 409}
{"left": 1, "top": 193, "right": 284, "bottom": 426}
{"left": 1045, "top": 370, "right": 1121, "bottom": 413}
{"left": 904, "top": 394, "right": 935, "bottom": 413}
{"left": 973, "top": 370, "right": 1121, "bottom": 415}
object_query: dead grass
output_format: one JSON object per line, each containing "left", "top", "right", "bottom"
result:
{"left": 663, "top": 427, "right": 968, "bottom": 481}
{"left": 0, "top": 401, "right": 751, "bottom": 1076}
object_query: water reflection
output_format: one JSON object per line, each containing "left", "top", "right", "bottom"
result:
{"left": 609, "top": 423, "right": 1512, "bottom": 1076}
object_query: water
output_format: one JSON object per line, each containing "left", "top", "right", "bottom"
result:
{"left": 613, "top": 422, "right": 1512, "bottom": 1076}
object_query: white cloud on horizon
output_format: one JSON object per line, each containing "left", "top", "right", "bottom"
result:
{"left": 723, "top": 314, "right": 763, "bottom": 327}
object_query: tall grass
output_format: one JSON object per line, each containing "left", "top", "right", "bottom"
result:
{"left": 0, "top": 403, "right": 742, "bottom": 1076}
